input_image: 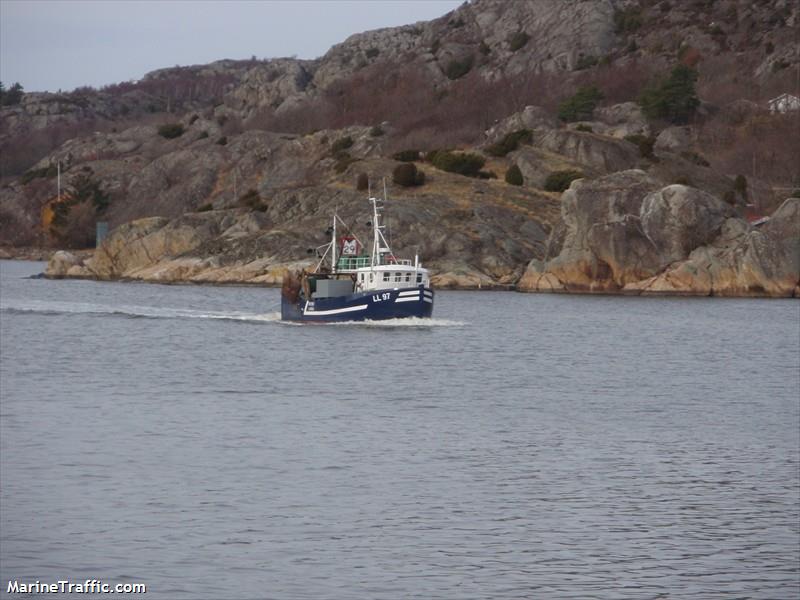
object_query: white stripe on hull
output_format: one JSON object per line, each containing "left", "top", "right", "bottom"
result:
{"left": 398, "top": 290, "right": 420, "bottom": 297}
{"left": 395, "top": 296, "right": 420, "bottom": 303}
{"left": 304, "top": 304, "right": 368, "bottom": 316}
{"left": 423, "top": 297, "right": 433, "bottom": 303}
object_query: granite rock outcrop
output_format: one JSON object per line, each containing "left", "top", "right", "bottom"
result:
{"left": 518, "top": 171, "right": 799, "bottom": 297}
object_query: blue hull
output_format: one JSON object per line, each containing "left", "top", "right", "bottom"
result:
{"left": 281, "top": 286, "right": 434, "bottom": 322}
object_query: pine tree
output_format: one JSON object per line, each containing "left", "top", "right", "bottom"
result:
{"left": 558, "top": 86, "right": 604, "bottom": 122}
{"left": 638, "top": 65, "right": 699, "bottom": 124}
{"left": 1, "top": 82, "right": 24, "bottom": 106}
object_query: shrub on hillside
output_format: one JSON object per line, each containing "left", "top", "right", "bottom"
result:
{"left": 369, "top": 125, "right": 384, "bottom": 137}
{"left": 723, "top": 190, "right": 737, "bottom": 205}
{"left": 505, "top": 164, "right": 524, "bottom": 186}
{"left": 158, "top": 123, "right": 185, "bottom": 139}
{"left": 20, "top": 164, "right": 57, "bottom": 185}
{"left": 638, "top": 64, "right": 699, "bottom": 124}
{"left": 66, "top": 171, "right": 110, "bottom": 213}
{"left": 445, "top": 55, "right": 474, "bottom": 80}
{"left": 614, "top": 6, "right": 642, "bottom": 34}
{"left": 331, "top": 136, "right": 354, "bottom": 153}
{"left": 334, "top": 153, "right": 357, "bottom": 174}
{"left": 558, "top": 86, "right": 604, "bottom": 122}
{"left": 624, "top": 134, "right": 656, "bottom": 159}
{"left": 429, "top": 150, "right": 485, "bottom": 177}
{"left": 239, "top": 189, "right": 267, "bottom": 212}
{"left": 356, "top": 172, "right": 369, "bottom": 191}
{"left": 575, "top": 55, "right": 598, "bottom": 71}
{"left": 733, "top": 174, "right": 747, "bottom": 196}
{"left": 680, "top": 150, "right": 710, "bottom": 167}
{"left": 485, "top": 129, "right": 532, "bottom": 157}
{"left": 508, "top": 31, "right": 530, "bottom": 52}
{"left": 771, "top": 59, "right": 790, "bottom": 73}
{"left": 544, "top": 170, "right": 583, "bottom": 192}
{"left": 575, "top": 124, "right": 594, "bottom": 133}
{"left": 392, "top": 149, "right": 420, "bottom": 162}
{"left": 393, "top": 162, "right": 425, "bottom": 187}
{"left": 47, "top": 170, "right": 110, "bottom": 246}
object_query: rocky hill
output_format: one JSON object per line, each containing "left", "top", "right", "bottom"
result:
{"left": 1, "top": 0, "right": 798, "bottom": 296}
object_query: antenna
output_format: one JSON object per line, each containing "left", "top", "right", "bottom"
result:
{"left": 383, "top": 177, "right": 392, "bottom": 251}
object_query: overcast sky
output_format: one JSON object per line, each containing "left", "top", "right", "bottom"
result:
{"left": 0, "top": 0, "right": 461, "bottom": 93}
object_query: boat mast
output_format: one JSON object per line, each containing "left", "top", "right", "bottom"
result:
{"left": 369, "top": 181, "right": 394, "bottom": 267}
{"left": 370, "top": 196, "right": 380, "bottom": 267}
{"left": 331, "top": 213, "right": 337, "bottom": 273}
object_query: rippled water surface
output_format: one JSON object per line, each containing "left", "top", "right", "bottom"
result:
{"left": 1, "top": 260, "right": 798, "bottom": 599}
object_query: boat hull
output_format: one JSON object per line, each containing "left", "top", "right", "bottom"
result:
{"left": 281, "top": 286, "right": 434, "bottom": 322}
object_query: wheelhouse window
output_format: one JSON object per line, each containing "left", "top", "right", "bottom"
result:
{"left": 383, "top": 272, "right": 390, "bottom": 282}
{"left": 416, "top": 273, "right": 423, "bottom": 283}
{"left": 394, "top": 273, "right": 401, "bottom": 282}
{"left": 405, "top": 272, "right": 411, "bottom": 282}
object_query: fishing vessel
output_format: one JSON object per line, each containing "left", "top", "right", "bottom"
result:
{"left": 281, "top": 193, "right": 434, "bottom": 322}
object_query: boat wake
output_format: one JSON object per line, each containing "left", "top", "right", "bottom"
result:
{"left": 1, "top": 301, "right": 462, "bottom": 328}
{"left": 0, "top": 300, "right": 281, "bottom": 324}
{"left": 326, "top": 317, "right": 465, "bottom": 328}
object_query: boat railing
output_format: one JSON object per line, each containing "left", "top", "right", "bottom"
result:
{"left": 336, "top": 256, "right": 371, "bottom": 270}
{"left": 337, "top": 256, "right": 415, "bottom": 270}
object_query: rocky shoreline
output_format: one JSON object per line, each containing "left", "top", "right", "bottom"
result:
{"left": 518, "top": 172, "right": 800, "bottom": 298}
{"left": 40, "top": 172, "right": 799, "bottom": 299}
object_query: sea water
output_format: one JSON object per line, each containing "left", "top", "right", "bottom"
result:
{"left": 1, "top": 260, "right": 798, "bottom": 599}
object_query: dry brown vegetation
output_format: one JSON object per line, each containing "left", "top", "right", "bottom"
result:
{"left": 98, "top": 70, "right": 238, "bottom": 108}
{"left": 698, "top": 109, "right": 800, "bottom": 193}
{"left": 244, "top": 62, "right": 655, "bottom": 153}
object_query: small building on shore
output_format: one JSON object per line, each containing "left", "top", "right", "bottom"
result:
{"left": 768, "top": 93, "right": 800, "bottom": 113}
